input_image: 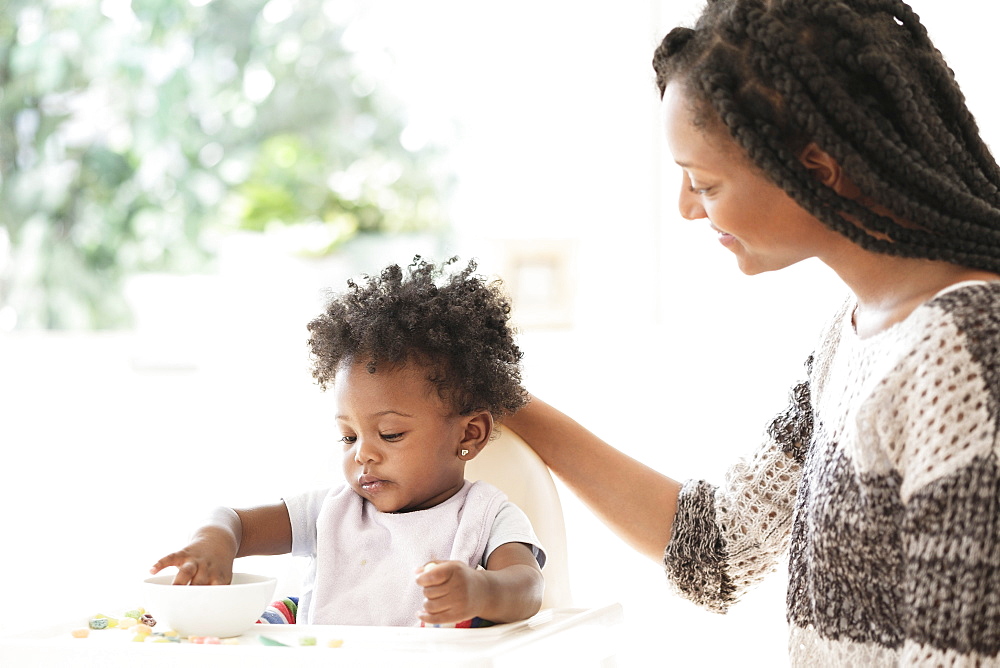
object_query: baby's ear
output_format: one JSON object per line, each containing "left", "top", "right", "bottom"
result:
{"left": 458, "top": 411, "right": 493, "bottom": 460}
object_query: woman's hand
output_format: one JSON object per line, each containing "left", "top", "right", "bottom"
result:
{"left": 505, "top": 395, "right": 682, "bottom": 561}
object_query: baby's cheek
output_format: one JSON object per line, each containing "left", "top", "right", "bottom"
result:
{"left": 341, "top": 449, "right": 357, "bottom": 470}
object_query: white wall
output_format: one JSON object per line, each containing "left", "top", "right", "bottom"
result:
{"left": 3, "top": 1, "right": 999, "bottom": 665}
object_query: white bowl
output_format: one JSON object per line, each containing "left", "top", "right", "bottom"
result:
{"left": 142, "top": 573, "right": 278, "bottom": 638}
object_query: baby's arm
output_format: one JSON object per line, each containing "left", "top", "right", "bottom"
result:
{"left": 150, "top": 502, "right": 292, "bottom": 585}
{"left": 415, "top": 542, "right": 543, "bottom": 625}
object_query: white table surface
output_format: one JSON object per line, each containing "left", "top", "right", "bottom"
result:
{"left": 0, "top": 604, "right": 623, "bottom": 668}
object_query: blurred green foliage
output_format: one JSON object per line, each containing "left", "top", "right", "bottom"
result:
{"left": 0, "top": 0, "right": 452, "bottom": 329}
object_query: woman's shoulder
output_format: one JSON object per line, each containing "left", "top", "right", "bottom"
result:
{"left": 870, "top": 282, "right": 1000, "bottom": 497}
{"left": 925, "top": 280, "right": 1000, "bottom": 330}
{"left": 902, "top": 280, "right": 1000, "bottom": 358}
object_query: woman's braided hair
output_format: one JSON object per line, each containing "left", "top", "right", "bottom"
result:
{"left": 653, "top": 0, "right": 1000, "bottom": 271}
{"left": 307, "top": 256, "right": 528, "bottom": 421}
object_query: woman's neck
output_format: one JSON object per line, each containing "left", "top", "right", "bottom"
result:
{"left": 824, "top": 248, "right": 999, "bottom": 338}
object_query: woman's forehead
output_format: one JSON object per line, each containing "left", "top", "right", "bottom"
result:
{"left": 661, "top": 83, "right": 744, "bottom": 167}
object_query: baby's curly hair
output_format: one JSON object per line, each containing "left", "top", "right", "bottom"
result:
{"left": 307, "top": 256, "right": 528, "bottom": 422}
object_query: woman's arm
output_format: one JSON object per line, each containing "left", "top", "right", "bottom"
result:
{"left": 505, "top": 395, "right": 683, "bottom": 562}
{"left": 150, "top": 502, "right": 292, "bottom": 584}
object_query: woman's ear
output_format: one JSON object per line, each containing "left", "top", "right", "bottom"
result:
{"left": 799, "top": 142, "right": 862, "bottom": 198}
{"left": 458, "top": 411, "right": 493, "bottom": 460}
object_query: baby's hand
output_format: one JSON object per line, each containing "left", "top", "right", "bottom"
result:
{"left": 149, "top": 534, "right": 236, "bottom": 585}
{"left": 415, "top": 561, "right": 485, "bottom": 625}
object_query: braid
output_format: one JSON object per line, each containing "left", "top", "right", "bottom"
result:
{"left": 879, "top": 0, "right": 1000, "bottom": 193}
{"left": 652, "top": 0, "right": 1000, "bottom": 272}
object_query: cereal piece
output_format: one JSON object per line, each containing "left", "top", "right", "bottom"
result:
{"left": 131, "top": 633, "right": 147, "bottom": 643}
{"left": 88, "top": 617, "right": 109, "bottom": 630}
{"left": 71, "top": 628, "right": 90, "bottom": 638}
{"left": 140, "top": 613, "right": 156, "bottom": 628}
{"left": 124, "top": 608, "right": 143, "bottom": 620}
{"left": 327, "top": 638, "right": 344, "bottom": 648}
{"left": 222, "top": 638, "right": 240, "bottom": 645}
{"left": 299, "top": 636, "right": 316, "bottom": 646}
{"left": 133, "top": 624, "right": 153, "bottom": 636}
{"left": 204, "top": 636, "right": 221, "bottom": 644}
{"left": 118, "top": 617, "right": 137, "bottom": 629}
{"left": 162, "top": 630, "right": 179, "bottom": 638}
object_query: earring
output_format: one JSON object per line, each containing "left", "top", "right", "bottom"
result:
{"left": 460, "top": 449, "right": 469, "bottom": 457}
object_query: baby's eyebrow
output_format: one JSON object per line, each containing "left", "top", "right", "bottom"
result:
{"left": 372, "top": 410, "right": 415, "bottom": 418}
{"left": 336, "top": 410, "right": 415, "bottom": 420}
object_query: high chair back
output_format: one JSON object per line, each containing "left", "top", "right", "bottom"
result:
{"left": 465, "top": 427, "right": 572, "bottom": 609}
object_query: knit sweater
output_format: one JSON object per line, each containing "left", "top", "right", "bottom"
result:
{"left": 663, "top": 281, "right": 1000, "bottom": 666}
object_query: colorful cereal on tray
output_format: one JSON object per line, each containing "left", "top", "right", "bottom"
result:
{"left": 70, "top": 607, "right": 150, "bottom": 637}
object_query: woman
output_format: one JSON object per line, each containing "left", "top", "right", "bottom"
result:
{"left": 507, "top": 1, "right": 1000, "bottom": 664}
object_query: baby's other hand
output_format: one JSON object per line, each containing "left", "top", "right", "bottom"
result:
{"left": 415, "top": 561, "right": 485, "bottom": 625}
{"left": 149, "top": 537, "right": 235, "bottom": 585}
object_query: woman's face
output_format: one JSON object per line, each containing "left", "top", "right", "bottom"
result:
{"left": 334, "top": 360, "right": 468, "bottom": 513}
{"left": 661, "top": 83, "right": 841, "bottom": 275}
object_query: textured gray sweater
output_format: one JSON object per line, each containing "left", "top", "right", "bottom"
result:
{"left": 663, "top": 281, "right": 1000, "bottom": 666}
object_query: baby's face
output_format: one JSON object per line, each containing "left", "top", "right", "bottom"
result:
{"left": 334, "top": 360, "right": 468, "bottom": 513}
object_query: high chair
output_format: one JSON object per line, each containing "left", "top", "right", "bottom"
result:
{"left": 465, "top": 427, "right": 572, "bottom": 609}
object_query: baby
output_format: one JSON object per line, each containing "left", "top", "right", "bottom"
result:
{"left": 151, "top": 257, "right": 545, "bottom": 627}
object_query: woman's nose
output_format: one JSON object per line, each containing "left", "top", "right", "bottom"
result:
{"left": 678, "top": 179, "right": 707, "bottom": 221}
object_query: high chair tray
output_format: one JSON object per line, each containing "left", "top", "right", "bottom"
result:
{"left": 0, "top": 603, "right": 623, "bottom": 667}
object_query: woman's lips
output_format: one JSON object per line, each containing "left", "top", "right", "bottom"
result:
{"left": 711, "top": 225, "right": 736, "bottom": 247}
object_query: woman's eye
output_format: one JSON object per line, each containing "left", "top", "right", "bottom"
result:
{"left": 339, "top": 435, "right": 357, "bottom": 445}
{"left": 381, "top": 433, "right": 404, "bottom": 442}
{"left": 682, "top": 172, "right": 711, "bottom": 195}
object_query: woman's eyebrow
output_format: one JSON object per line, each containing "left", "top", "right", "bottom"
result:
{"left": 675, "top": 159, "right": 708, "bottom": 170}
